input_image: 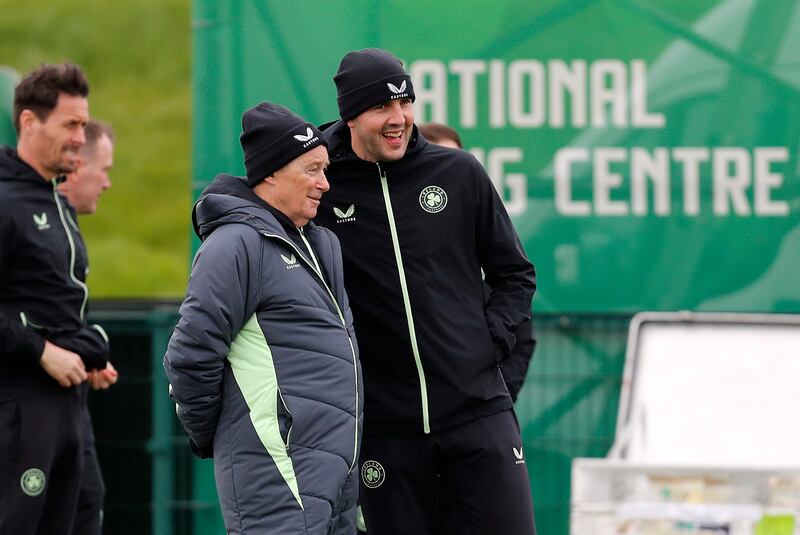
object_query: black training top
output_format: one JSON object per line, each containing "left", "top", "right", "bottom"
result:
{"left": 316, "top": 122, "right": 536, "bottom": 434}
{"left": 0, "top": 146, "right": 108, "bottom": 383}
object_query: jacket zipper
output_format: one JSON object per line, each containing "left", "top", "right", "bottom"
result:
{"left": 377, "top": 163, "right": 431, "bottom": 434}
{"left": 266, "top": 229, "right": 361, "bottom": 472}
{"left": 52, "top": 181, "right": 89, "bottom": 321}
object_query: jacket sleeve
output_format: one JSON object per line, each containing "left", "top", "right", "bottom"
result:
{"left": 474, "top": 161, "right": 537, "bottom": 360}
{"left": 49, "top": 324, "right": 110, "bottom": 370}
{"left": 163, "top": 225, "right": 261, "bottom": 457}
{"left": 0, "top": 208, "right": 47, "bottom": 366}
{"left": 0, "top": 315, "right": 46, "bottom": 366}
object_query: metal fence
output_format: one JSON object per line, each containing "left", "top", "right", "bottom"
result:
{"left": 87, "top": 304, "right": 185, "bottom": 535}
{"left": 518, "top": 313, "right": 631, "bottom": 535}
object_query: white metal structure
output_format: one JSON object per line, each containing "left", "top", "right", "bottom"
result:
{"left": 571, "top": 312, "right": 800, "bottom": 535}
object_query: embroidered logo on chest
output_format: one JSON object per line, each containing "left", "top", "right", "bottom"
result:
{"left": 281, "top": 253, "right": 301, "bottom": 270}
{"left": 419, "top": 185, "right": 448, "bottom": 214}
{"left": 33, "top": 212, "right": 50, "bottom": 231}
{"left": 333, "top": 204, "right": 356, "bottom": 223}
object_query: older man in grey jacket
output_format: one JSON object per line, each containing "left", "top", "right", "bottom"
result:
{"left": 164, "top": 102, "right": 362, "bottom": 535}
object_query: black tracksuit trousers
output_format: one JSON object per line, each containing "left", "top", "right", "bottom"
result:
{"left": 72, "top": 385, "right": 104, "bottom": 535}
{"left": 0, "top": 378, "right": 83, "bottom": 535}
{"left": 359, "top": 409, "right": 537, "bottom": 535}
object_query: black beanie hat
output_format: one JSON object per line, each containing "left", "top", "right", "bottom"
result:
{"left": 334, "top": 48, "right": 415, "bottom": 121}
{"left": 239, "top": 102, "right": 327, "bottom": 186}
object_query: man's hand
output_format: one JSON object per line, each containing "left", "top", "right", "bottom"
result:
{"left": 40, "top": 340, "right": 87, "bottom": 387}
{"left": 87, "top": 361, "right": 119, "bottom": 390}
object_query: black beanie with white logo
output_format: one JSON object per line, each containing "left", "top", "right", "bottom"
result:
{"left": 334, "top": 48, "right": 416, "bottom": 121}
{"left": 240, "top": 102, "right": 327, "bottom": 186}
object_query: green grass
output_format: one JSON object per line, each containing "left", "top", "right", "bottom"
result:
{"left": 1, "top": 0, "right": 191, "bottom": 297}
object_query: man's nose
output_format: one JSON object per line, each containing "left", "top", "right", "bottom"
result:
{"left": 74, "top": 126, "right": 86, "bottom": 146}
{"left": 318, "top": 171, "right": 330, "bottom": 192}
{"left": 387, "top": 101, "right": 405, "bottom": 123}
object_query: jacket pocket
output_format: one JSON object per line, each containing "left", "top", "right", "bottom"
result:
{"left": 20, "top": 311, "right": 47, "bottom": 331}
{"left": 0, "top": 398, "right": 20, "bottom": 462}
{"left": 276, "top": 389, "right": 293, "bottom": 450}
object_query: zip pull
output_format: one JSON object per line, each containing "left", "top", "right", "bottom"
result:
{"left": 298, "top": 228, "right": 323, "bottom": 277}
{"left": 376, "top": 162, "right": 387, "bottom": 180}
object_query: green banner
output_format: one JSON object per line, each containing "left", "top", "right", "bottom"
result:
{"left": 193, "top": 0, "right": 800, "bottom": 313}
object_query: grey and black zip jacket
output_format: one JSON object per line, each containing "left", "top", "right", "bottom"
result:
{"left": 0, "top": 146, "right": 109, "bottom": 384}
{"left": 316, "top": 122, "right": 536, "bottom": 435}
{"left": 164, "top": 174, "right": 362, "bottom": 534}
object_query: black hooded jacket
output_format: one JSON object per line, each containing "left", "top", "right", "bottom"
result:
{"left": 315, "top": 122, "right": 536, "bottom": 434}
{"left": 0, "top": 146, "right": 108, "bottom": 383}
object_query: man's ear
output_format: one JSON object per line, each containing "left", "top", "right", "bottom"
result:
{"left": 263, "top": 174, "right": 278, "bottom": 186}
{"left": 346, "top": 119, "right": 356, "bottom": 129}
{"left": 18, "top": 109, "right": 38, "bottom": 133}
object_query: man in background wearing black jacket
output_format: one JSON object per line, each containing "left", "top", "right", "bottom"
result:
{"left": 317, "top": 49, "right": 537, "bottom": 535}
{"left": 0, "top": 63, "right": 109, "bottom": 535}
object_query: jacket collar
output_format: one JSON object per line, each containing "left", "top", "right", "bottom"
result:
{"left": 0, "top": 146, "right": 56, "bottom": 186}
{"left": 192, "top": 174, "right": 317, "bottom": 242}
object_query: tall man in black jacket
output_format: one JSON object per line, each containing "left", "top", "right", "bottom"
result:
{"left": 316, "top": 48, "right": 537, "bottom": 535}
{"left": 0, "top": 63, "right": 109, "bottom": 535}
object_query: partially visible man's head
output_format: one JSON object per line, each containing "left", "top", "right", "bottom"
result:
{"left": 418, "top": 123, "right": 463, "bottom": 149}
{"left": 59, "top": 120, "right": 114, "bottom": 214}
{"left": 334, "top": 48, "right": 416, "bottom": 163}
{"left": 240, "top": 102, "right": 330, "bottom": 227}
{"left": 14, "top": 63, "right": 90, "bottom": 178}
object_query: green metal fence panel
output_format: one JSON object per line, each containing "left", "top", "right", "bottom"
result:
{"left": 86, "top": 309, "right": 156, "bottom": 534}
{"left": 86, "top": 304, "right": 188, "bottom": 535}
{"left": 191, "top": 460, "right": 226, "bottom": 534}
{"left": 516, "top": 313, "right": 631, "bottom": 535}
{"left": 148, "top": 308, "right": 180, "bottom": 535}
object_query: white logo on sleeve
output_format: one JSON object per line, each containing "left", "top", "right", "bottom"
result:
{"left": 513, "top": 446, "right": 525, "bottom": 465}
{"left": 419, "top": 186, "right": 447, "bottom": 214}
{"left": 33, "top": 212, "right": 50, "bottom": 231}
{"left": 333, "top": 204, "right": 356, "bottom": 223}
